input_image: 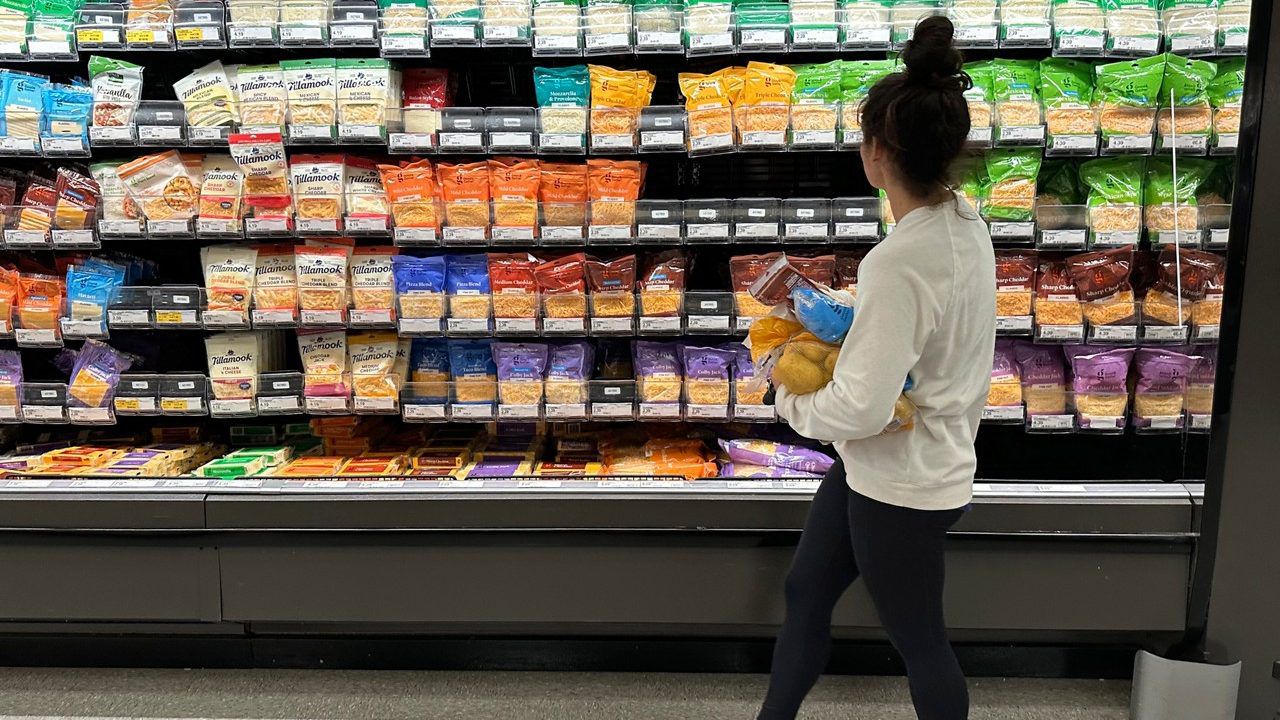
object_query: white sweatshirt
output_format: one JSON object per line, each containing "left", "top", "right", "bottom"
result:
{"left": 776, "top": 195, "right": 996, "bottom": 511}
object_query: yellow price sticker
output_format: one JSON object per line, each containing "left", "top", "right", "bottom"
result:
{"left": 160, "top": 398, "right": 194, "bottom": 412}
{"left": 175, "top": 27, "right": 205, "bottom": 41}
{"left": 154, "top": 310, "right": 185, "bottom": 324}
{"left": 76, "top": 28, "right": 105, "bottom": 43}
{"left": 125, "top": 28, "right": 155, "bottom": 43}
{"left": 114, "top": 398, "right": 141, "bottom": 411}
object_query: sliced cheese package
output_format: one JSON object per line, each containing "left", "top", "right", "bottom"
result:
{"left": 60, "top": 339, "right": 136, "bottom": 409}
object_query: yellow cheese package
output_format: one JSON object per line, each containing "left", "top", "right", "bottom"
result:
{"left": 58, "top": 339, "right": 137, "bottom": 409}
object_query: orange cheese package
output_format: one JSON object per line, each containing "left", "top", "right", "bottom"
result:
{"left": 587, "top": 159, "right": 643, "bottom": 226}
{"left": 678, "top": 72, "right": 734, "bottom": 145}
{"left": 539, "top": 162, "right": 589, "bottom": 227}
{"left": 488, "top": 158, "right": 540, "bottom": 229}
{"left": 294, "top": 245, "right": 349, "bottom": 316}
{"left": 588, "top": 65, "right": 656, "bottom": 137}
{"left": 736, "top": 62, "right": 797, "bottom": 137}
{"left": 17, "top": 273, "right": 64, "bottom": 331}
{"left": 0, "top": 268, "right": 18, "bottom": 333}
{"left": 350, "top": 246, "right": 397, "bottom": 316}
{"left": 488, "top": 253, "right": 540, "bottom": 318}
{"left": 437, "top": 161, "right": 491, "bottom": 228}
{"left": 535, "top": 253, "right": 588, "bottom": 318}
{"left": 228, "top": 132, "right": 292, "bottom": 221}
{"left": 378, "top": 159, "right": 439, "bottom": 229}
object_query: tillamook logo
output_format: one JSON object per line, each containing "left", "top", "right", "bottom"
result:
{"left": 299, "top": 260, "right": 342, "bottom": 275}
{"left": 351, "top": 259, "right": 389, "bottom": 277}
{"left": 303, "top": 338, "right": 344, "bottom": 352}
{"left": 352, "top": 347, "right": 396, "bottom": 364}
{"left": 211, "top": 351, "right": 253, "bottom": 366}
{"left": 287, "top": 74, "right": 334, "bottom": 93}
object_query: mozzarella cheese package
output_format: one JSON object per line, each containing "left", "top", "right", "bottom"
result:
{"left": 205, "top": 332, "right": 260, "bottom": 400}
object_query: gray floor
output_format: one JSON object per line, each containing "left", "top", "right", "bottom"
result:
{"left": 0, "top": 668, "right": 1130, "bottom": 719}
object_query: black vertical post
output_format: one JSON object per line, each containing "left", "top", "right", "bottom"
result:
{"left": 1189, "top": 1, "right": 1280, "bottom": 716}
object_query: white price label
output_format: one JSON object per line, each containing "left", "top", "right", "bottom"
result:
{"left": 1037, "top": 324, "right": 1084, "bottom": 342}
{"left": 953, "top": 25, "right": 996, "bottom": 44}
{"left": 4, "top": 229, "right": 48, "bottom": 246}
{"left": 636, "top": 30, "right": 680, "bottom": 47}
{"left": 331, "top": 23, "right": 375, "bottom": 40}
{"left": 389, "top": 133, "right": 435, "bottom": 151}
{"left": 257, "top": 395, "right": 302, "bottom": 413}
{"left": 399, "top": 317, "right": 442, "bottom": 335}
{"left": 23, "top": 405, "right": 66, "bottom": 422}
{"left": 148, "top": 219, "right": 190, "bottom": 235}
{"left": 41, "top": 136, "right": 86, "bottom": 153}
{"left": 1163, "top": 134, "right": 1207, "bottom": 152}
{"left": 1057, "top": 32, "right": 1103, "bottom": 51}
{"left": 210, "top": 398, "right": 254, "bottom": 416}
{"left": 998, "top": 125, "right": 1045, "bottom": 143}
{"left": 989, "top": 222, "right": 1035, "bottom": 239}
{"left": 639, "top": 316, "right": 681, "bottom": 333}
{"left": 15, "top": 328, "right": 59, "bottom": 346}
{"left": 90, "top": 125, "right": 135, "bottom": 143}
{"left": 490, "top": 131, "right": 533, "bottom": 148}
{"left": 1107, "top": 134, "right": 1153, "bottom": 152}
{"left": 690, "top": 133, "right": 732, "bottom": 151}
{"left": 197, "top": 218, "right": 240, "bottom": 235}
{"left": 1090, "top": 324, "right": 1138, "bottom": 342}
{"left": 230, "top": 24, "right": 273, "bottom": 41}
{"left": 108, "top": 309, "right": 150, "bottom": 326}
{"left": 592, "top": 133, "right": 634, "bottom": 149}
{"left": 1216, "top": 134, "right": 1239, "bottom": 152}
{"left": 491, "top": 226, "right": 535, "bottom": 242}
{"left": 60, "top": 319, "right": 106, "bottom": 337}
{"left": 403, "top": 403, "right": 446, "bottom": 420}
{"left": 588, "top": 225, "right": 631, "bottom": 240}
{"left": 439, "top": 132, "right": 483, "bottom": 148}
{"left": 394, "top": 227, "right": 439, "bottom": 243}
{"left": 1038, "top": 229, "right": 1086, "bottom": 247}
{"left": 591, "top": 402, "right": 632, "bottom": 419}
{"left": 735, "top": 222, "right": 778, "bottom": 238}
{"left": 1093, "top": 231, "right": 1140, "bottom": 247}
{"left": 1195, "top": 324, "right": 1221, "bottom": 342}
{"left": 740, "top": 28, "right": 785, "bottom": 47}
{"left": 982, "top": 405, "right": 1025, "bottom": 422}
{"left": 51, "top": 229, "right": 96, "bottom": 247}
{"left": 639, "top": 403, "right": 681, "bottom": 419}
{"left": 834, "top": 222, "right": 878, "bottom": 239}
{"left": 252, "top": 309, "right": 297, "bottom": 326}
{"left": 542, "top": 317, "right": 586, "bottom": 334}
{"left": 452, "top": 403, "right": 494, "bottom": 420}
{"left": 545, "top": 403, "right": 586, "bottom": 420}
{"left": 792, "top": 27, "right": 837, "bottom": 45}
{"left": 348, "top": 309, "right": 394, "bottom": 326}
{"left": 1004, "top": 24, "right": 1050, "bottom": 42}
{"left": 354, "top": 396, "right": 397, "bottom": 412}
{"left": 687, "top": 223, "right": 729, "bottom": 239}
{"left": 483, "top": 23, "right": 520, "bottom": 40}
{"left": 339, "top": 124, "right": 383, "bottom": 140}
{"left": 792, "top": 130, "right": 837, "bottom": 146}
{"left": 740, "top": 130, "right": 786, "bottom": 147}
{"left": 305, "top": 396, "right": 350, "bottom": 412}
{"left": 541, "top": 226, "right": 584, "bottom": 241}
{"left": 300, "top": 309, "right": 344, "bottom": 326}
{"left": 1029, "top": 414, "right": 1073, "bottom": 431}
{"left": 447, "top": 317, "right": 490, "bottom": 334}
{"left": 498, "top": 403, "right": 539, "bottom": 420}
{"left": 686, "top": 403, "right": 728, "bottom": 420}
{"left": 689, "top": 32, "right": 732, "bottom": 49}
{"left": 785, "top": 223, "right": 827, "bottom": 238}
{"left": 1143, "top": 325, "right": 1189, "bottom": 343}
{"left": 344, "top": 216, "right": 388, "bottom": 233}
{"left": 382, "top": 33, "right": 425, "bottom": 51}
{"left": 539, "top": 132, "right": 584, "bottom": 149}
{"left": 433, "top": 24, "right": 477, "bottom": 40}
{"left": 1190, "top": 414, "right": 1212, "bottom": 430}
{"left": 534, "top": 33, "right": 579, "bottom": 50}
{"left": 244, "top": 217, "right": 290, "bottom": 234}
{"left": 1050, "top": 134, "right": 1097, "bottom": 152}
{"left": 637, "top": 224, "right": 682, "bottom": 239}
{"left": 733, "top": 404, "right": 776, "bottom": 421}
{"left": 442, "top": 226, "right": 486, "bottom": 242}
{"left": 495, "top": 317, "right": 537, "bottom": 334}
{"left": 585, "top": 32, "right": 628, "bottom": 49}
{"left": 1110, "top": 35, "right": 1158, "bottom": 54}
{"left": 591, "top": 316, "right": 634, "bottom": 334}
{"left": 687, "top": 315, "right": 729, "bottom": 332}
{"left": 995, "top": 316, "right": 1033, "bottom": 334}
{"left": 843, "top": 26, "right": 890, "bottom": 45}
{"left": 640, "top": 130, "right": 684, "bottom": 147}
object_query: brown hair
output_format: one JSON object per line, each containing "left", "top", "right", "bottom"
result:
{"left": 860, "top": 16, "right": 972, "bottom": 197}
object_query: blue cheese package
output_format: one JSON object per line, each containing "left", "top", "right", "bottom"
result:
{"left": 41, "top": 82, "right": 92, "bottom": 139}
{"left": 1, "top": 69, "right": 49, "bottom": 139}
{"left": 444, "top": 253, "right": 492, "bottom": 319}
{"left": 448, "top": 339, "right": 497, "bottom": 404}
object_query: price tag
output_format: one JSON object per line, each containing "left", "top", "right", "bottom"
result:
{"left": 300, "top": 309, "right": 344, "bottom": 326}
{"left": 432, "top": 23, "right": 476, "bottom": 40}
{"left": 639, "top": 129, "right": 683, "bottom": 148}
{"left": 498, "top": 403, "right": 539, "bottom": 420}
{"left": 210, "top": 398, "right": 254, "bottom": 416}
{"left": 257, "top": 395, "right": 302, "bottom": 413}
{"left": 1049, "top": 134, "right": 1097, "bottom": 153}
{"left": 398, "top": 317, "right": 442, "bottom": 335}
{"left": 792, "top": 130, "right": 837, "bottom": 146}
{"left": 442, "top": 226, "right": 486, "bottom": 242}
{"left": 305, "top": 396, "right": 349, "bottom": 412}
{"left": 90, "top": 125, "right": 135, "bottom": 143}
{"left": 1003, "top": 24, "right": 1050, "bottom": 42}
{"left": 290, "top": 124, "right": 336, "bottom": 141}
{"left": 1163, "top": 134, "right": 1208, "bottom": 152}
{"left": 639, "top": 403, "right": 681, "bottom": 419}
{"left": 687, "top": 315, "right": 730, "bottom": 332}
{"left": 4, "top": 229, "right": 48, "bottom": 247}
{"left": 41, "top": 136, "right": 86, "bottom": 154}
{"left": 1056, "top": 32, "right": 1103, "bottom": 52}
{"left": 115, "top": 396, "right": 156, "bottom": 413}
{"left": 1090, "top": 324, "right": 1137, "bottom": 342}
{"left": 160, "top": 396, "right": 205, "bottom": 413}
{"left": 451, "top": 403, "right": 493, "bottom": 420}
{"left": 1216, "top": 134, "right": 1239, "bottom": 152}
{"left": 542, "top": 317, "right": 586, "bottom": 334}
{"left": 545, "top": 403, "right": 587, "bottom": 420}
{"left": 686, "top": 403, "right": 728, "bottom": 420}
{"left": 591, "top": 316, "right": 634, "bottom": 334}
{"left": 1143, "top": 325, "right": 1189, "bottom": 343}
{"left": 230, "top": 24, "right": 274, "bottom": 42}
{"left": 636, "top": 30, "right": 680, "bottom": 48}
{"left": 588, "top": 225, "right": 631, "bottom": 241}
{"left": 1038, "top": 229, "right": 1086, "bottom": 248}
{"left": 76, "top": 27, "right": 119, "bottom": 45}
{"left": 541, "top": 226, "right": 584, "bottom": 241}
{"left": 953, "top": 24, "right": 996, "bottom": 44}
{"left": 1093, "top": 231, "right": 1139, "bottom": 247}
{"left": 490, "top": 131, "right": 533, "bottom": 148}
{"left": 733, "top": 404, "right": 775, "bottom": 421}
{"left": 1037, "top": 324, "right": 1084, "bottom": 342}
{"left": 381, "top": 33, "right": 425, "bottom": 51}
{"left": 51, "top": 229, "right": 96, "bottom": 247}
{"left": 403, "top": 402, "right": 446, "bottom": 420}
{"left": 1029, "top": 414, "right": 1073, "bottom": 431}
{"left": 0, "top": 137, "right": 37, "bottom": 154}
{"left": 1143, "top": 415, "right": 1182, "bottom": 430}
{"left": 15, "top": 328, "right": 59, "bottom": 346}
{"left": 1190, "top": 414, "right": 1212, "bottom": 430}
{"left": 339, "top": 124, "right": 384, "bottom": 141}
{"left": 252, "top": 309, "right": 296, "bottom": 326}
{"left": 155, "top": 309, "right": 199, "bottom": 326}
{"left": 69, "top": 404, "right": 115, "bottom": 420}
{"left": 482, "top": 23, "right": 520, "bottom": 40}
{"left": 148, "top": 219, "right": 191, "bottom": 235}
{"left": 1106, "top": 134, "right": 1153, "bottom": 152}
{"left": 843, "top": 26, "right": 890, "bottom": 46}
{"left": 739, "top": 28, "right": 786, "bottom": 47}
{"left": 1194, "top": 324, "right": 1220, "bottom": 342}
{"left": 688, "top": 31, "right": 732, "bottom": 50}
{"left": 349, "top": 309, "right": 394, "bottom": 326}
{"left": 60, "top": 319, "right": 106, "bottom": 338}
{"left": 331, "top": 23, "right": 375, "bottom": 41}
{"left": 687, "top": 223, "right": 729, "bottom": 240}
{"left": 792, "top": 27, "right": 837, "bottom": 46}
{"left": 539, "top": 133, "right": 584, "bottom": 149}
{"left": 109, "top": 309, "right": 150, "bottom": 326}
{"left": 176, "top": 25, "right": 219, "bottom": 42}
{"left": 491, "top": 226, "right": 535, "bottom": 242}
{"left": 633, "top": 224, "right": 678, "bottom": 240}
{"left": 534, "top": 33, "right": 579, "bottom": 50}
{"left": 998, "top": 125, "right": 1045, "bottom": 143}
{"left": 354, "top": 396, "right": 397, "bottom": 412}
{"left": 23, "top": 405, "right": 66, "bottom": 422}
{"left": 834, "top": 222, "right": 878, "bottom": 239}
{"left": 989, "top": 222, "right": 1035, "bottom": 239}
{"left": 995, "top": 316, "right": 1033, "bottom": 334}
{"left": 447, "top": 317, "right": 490, "bottom": 334}
{"left": 585, "top": 32, "right": 628, "bottom": 50}
{"left": 0, "top": 405, "right": 18, "bottom": 422}
{"left": 591, "top": 133, "right": 635, "bottom": 150}
{"left": 785, "top": 223, "right": 828, "bottom": 238}
{"left": 982, "top": 405, "right": 1025, "bottom": 422}
{"left": 639, "top": 316, "right": 681, "bottom": 333}
{"left": 389, "top": 133, "right": 435, "bottom": 151}
{"left": 495, "top": 317, "right": 537, "bottom": 334}
{"left": 125, "top": 28, "right": 159, "bottom": 43}
{"left": 393, "top": 227, "right": 438, "bottom": 244}
{"left": 280, "top": 25, "right": 324, "bottom": 41}
{"left": 197, "top": 218, "right": 239, "bottom": 235}
{"left": 201, "top": 310, "right": 247, "bottom": 328}
{"left": 1110, "top": 34, "right": 1158, "bottom": 54}
{"left": 297, "top": 218, "right": 340, "bottom": 233}
{"left": 438, "top": 132, "right": 484, "bottom": 149}
{"left": 690, "top": 133, "right": 732, "bottom": 152}
{"left": 591, "top": 402, "right": 633, "bottom": 419}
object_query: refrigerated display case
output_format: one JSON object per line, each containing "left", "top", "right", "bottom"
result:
{"left": 0, "top": 0, "right": 1270, "bottom": 672}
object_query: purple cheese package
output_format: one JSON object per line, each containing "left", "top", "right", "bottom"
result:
{"left": 717, "top": 438, "right": 835, "bottom": 474}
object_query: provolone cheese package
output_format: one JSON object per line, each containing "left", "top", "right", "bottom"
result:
{"left": 205, "top": 332, "right": 260, "bottom": 400}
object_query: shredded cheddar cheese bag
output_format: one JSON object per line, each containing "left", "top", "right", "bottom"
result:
{"left": 348, "top": 330, "right": 401, "bottom": 399}
{"left": 295, "top": 245, "right": 349, "bottom": 314}
{"left": 737, "top": 62, "right": 796, "bottom": 135}
{"left": 679, "top": 72, "right": 734, "bottom": 140}
{"left": 539, "top": 162, "right": 589, "bottom": 227}
{"left": 378, "top": 159, "right": 439, "bottom": 229}
{"left": 350, "top": 246, "right": 397, "bottom": 315}
{"left": 587, "top": 159, "right": 643, "bottom": 227}
{"left": 297, "top": 329, "right": 349, "bottom": 397}
{"left": 437, "top": 161, "right": 491, "bottom": 228}
{"left": 201, "top": 244, "right": 258, "bottom": 314}
{"left": 253, "top": 243, "right": 298, "bottom": 315}
{"left": 588, "top": 65, "right": 655, "bottom": 135}
{"left": 488, "top": 158, "right": 540, "bottom": 229}
{"left": 488, "top": 253, "right": 540, "bottom": 319}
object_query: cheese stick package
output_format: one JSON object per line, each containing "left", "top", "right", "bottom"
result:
{"left": 252, "top": 243, "right": 298, "bottom": 317}
{"left": 350, "top": 245, "right": 397, "bottom": 315}
{"left": 295, "top": 245, "right": 349, "bottom": 316}
{"left": 201, "top": 244, "right": 258, "bottom": 314}
{"left": 174, "top": 60, "right": 239, "bottom": 128}
{"left": 205, "top": 332, "right": 260, "bottom": 400}
{"left": 297, "top": 329, "right": 348, "bottom": 397}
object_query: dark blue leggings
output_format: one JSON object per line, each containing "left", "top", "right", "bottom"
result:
{"left": 758, "top": 460, "right": 968, "bottom": 720}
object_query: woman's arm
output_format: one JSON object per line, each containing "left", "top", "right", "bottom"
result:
{"left": 776, "top": 250, "right": 944, "bottom": 442}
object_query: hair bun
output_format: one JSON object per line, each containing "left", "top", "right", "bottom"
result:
{"left": 901, "top": 15, "right": 966, "bottom": 91}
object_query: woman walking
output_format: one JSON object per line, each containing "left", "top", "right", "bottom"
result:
{"left": 756, "top": 16, "right": 996, "bottom": 720}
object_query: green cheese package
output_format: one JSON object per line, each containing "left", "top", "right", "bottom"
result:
{"left": 1158, "top": 53, "right": 1216, "bottom": 137}
{"left": 838, "top": 59, "right": 894, "bottom": 133}
{"left": 1143, "top": 156, "right": 1212, "bottom": 234}
{"left": 1095, "top": 54, "right": 1166, "bottom": 138}
{"left": 992, "top": 59, "right": 1041, "bottom": 127}
{"left": 791, "top": 61, "right": 842, "bottom": 135}
{"left": 533, "top": 65, "right": 589, "bottom": 136}
{"left": 1037, "top": 160, "right": 1084, "bottom": 207}
{"left": 1103, "top": 0, "right": 1160, "bottom": 54}
{"left": 964, "top": 60, "right": 994, "bottom": 128}
{"left": 1080, "top": 156, "right": 1146, "bottom": 233}
{"left": 1196, "top": 158, "right": 1233, "bottom": 206}
{"left": 955, "top": 157, "right": 991, "bottom": 212}
{"left": 1207, "top": 58, "right": 1245, "bottom": 137}
{"left": 1159, "top": 0, "right": 1217, "bottom": 51}
{"left": 1052, "top": 0, "right": 1106, "bottom": 45}
{"left": 1040, "top": 57, "right": 1096, "bottom": 135}
{"left": 983, "top": 149, "right": 1043, "bottom": 221}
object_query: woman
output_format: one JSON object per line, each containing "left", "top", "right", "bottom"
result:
{"left": 756, "top": 16, "right": 995, "bottom": 720}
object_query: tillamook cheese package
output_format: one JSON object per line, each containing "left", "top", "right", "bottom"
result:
{"left": 205, "top": 332, "right": 260, "bottom": 400}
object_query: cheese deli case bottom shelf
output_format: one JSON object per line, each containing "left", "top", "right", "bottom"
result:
{"left": 0, "top": 467, "right": 1201, "bottom": 667}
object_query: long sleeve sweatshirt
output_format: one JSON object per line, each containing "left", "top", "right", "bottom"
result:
{"left": 776, "top": 195, "right": 996, "bottom": 510}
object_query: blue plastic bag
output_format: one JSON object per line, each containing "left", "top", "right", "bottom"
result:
{"left": 791, "top": 286, "right": 854, "bottom": 344}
